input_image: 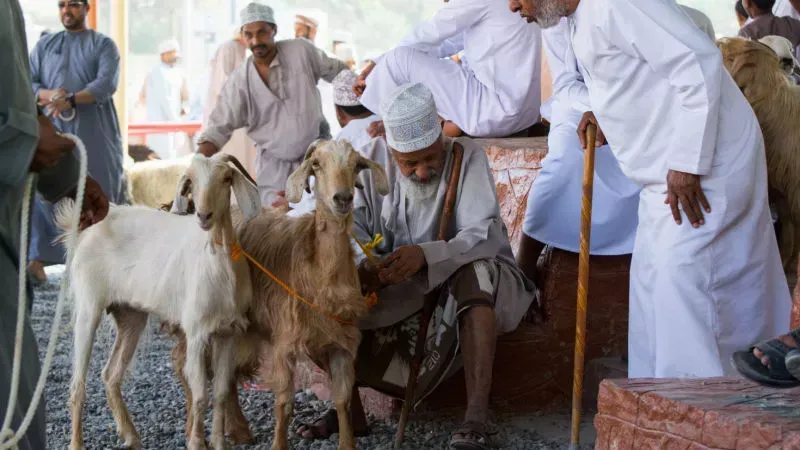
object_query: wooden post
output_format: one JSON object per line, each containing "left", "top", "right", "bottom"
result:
{"left": 87, "top": 0, "right": 98, "bottom": 30}
{"left": 569, "top": 123, "right": 597, "bottom": 449}
{"left": 110, "top": 0, "right": 128, "bottom": 160}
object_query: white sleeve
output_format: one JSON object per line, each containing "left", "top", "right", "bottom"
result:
{"left": 545, "top": 23, "right": 590, "bottom": 113}
{"left": 394, "top": 0, "right": 486, "bottom": 56}
{"left": 600, "top": 0, "right": 721, "bottom": 175}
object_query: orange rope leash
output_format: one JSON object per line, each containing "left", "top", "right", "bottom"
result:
{"left": 219, "top": 238, "right": 382, "bottom": 325}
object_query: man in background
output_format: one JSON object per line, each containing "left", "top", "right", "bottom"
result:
{"left": 2, "top": 3, "right": 109, "bottom": 448}
{"left": 198, "top": 3, "right": 348, "bottom": 206}
{"left": 294, "top": 14, "right": 319, "bottom": 42}
{"left": 29, "top": 0, "right": 123, "bottom": 281}
{"left": 740, "top": 0, "right": 800, "bottom": 52}
{"left": 139, "top": 38, "right": 189, "bottom": 159}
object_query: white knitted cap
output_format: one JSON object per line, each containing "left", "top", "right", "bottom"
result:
{"left": 380, "top": 83, "right": 441, "bottom": 153}
{"left": 332, "top": 70, "right": 360, "bottom": 107}
{"left": 158, "top": 38, "right": 181, "bottom": 55}
{"left": 240, "top": 3, "right": 276, "bottom": 27}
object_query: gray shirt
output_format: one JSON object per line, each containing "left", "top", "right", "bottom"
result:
{"left": 352, "top": 137, "right": 534, "bottom": 332}
{"left": 739, "top": 13, "right": 800, "bottom": 51}
{"left": 199, "top": 38, "right": 347, "bottom": 205}
{"left": 30, "top": 29, "right": 124, "bottom": 202}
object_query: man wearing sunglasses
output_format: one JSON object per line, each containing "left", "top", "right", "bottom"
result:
{"left": 28, "top": 0, "right": 123, "bottom": 282}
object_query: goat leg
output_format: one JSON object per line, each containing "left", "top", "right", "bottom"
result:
{"left": 329, "top": 349, "right": 357, "bottom": 450}
{"left": 269, "top": 348, "right": 296, "bottom": 450}
{"left": 69, "top": 301, "right": 104, "bottom": 450}
{"left": 210, "top": 336, "right": 236, "bottom": 450}
{"left": 223, "top": 378, "right": 253, "bottom": 445}
{"left": 185, "top": 335, "right": 210, "bottom": 450}
{"left": 103, "top": 307, "right": 148, "bottom": 449}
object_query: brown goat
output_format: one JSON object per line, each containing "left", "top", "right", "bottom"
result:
{"left": 169, "top": 140, "right": 390, "bottom": 450}
{"left": 717, "top": 37, "right": 800, "bottom": 273}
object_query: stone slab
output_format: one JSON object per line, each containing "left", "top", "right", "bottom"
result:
{"left": 595, "top": 377, "right": 800, "bottom": 450}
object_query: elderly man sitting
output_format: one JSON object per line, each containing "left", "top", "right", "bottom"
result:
{"left": 295, "top": 83, "right": 536, "bottom": 449}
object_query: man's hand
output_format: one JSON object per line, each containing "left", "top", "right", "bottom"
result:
{"left": 353, "top": 61, "right": 376, "bottom": 97}
{"left": 378, "top": 245, "right": 427, "bottom": 286}
{"left": 367, "top": 121, "right": 385, "bottom": 138}
{"left": 358, "top": 260, "right": 384, "bottom": 295}
{"left": 38, "top": 88, "right": 67, "bottom": 105}
{"left": 70, "top": 176, "right": 110, "bottom": 231}
{"left": 271, "top": 191, "right": 289, "bottom": 210}
{"left": 577, "top": 111, "right": 608, "bottom": 149}
{"left": 30, "top": 115, "right": 75, "bottom": 172}
{"left": 665, "top": 170, "right": 711, "bottom": 228}
{"left": 196, "top": 141, "right": 218, "bottom": 158}
{"left": 49, "top": 96, "right": 72, "bottom": 114}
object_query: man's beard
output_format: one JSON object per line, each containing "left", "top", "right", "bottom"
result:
{"left": 535, "top": 0, "right": 568, "bottom": 29}
{"left": 400, "top": 170, "right": 441, "bottom": 201}
{"left": 62, "top": 14, "right": 84, "bottom": 30}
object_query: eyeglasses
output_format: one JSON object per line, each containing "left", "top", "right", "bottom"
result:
{"left": 57, "top": 1, "right": 84, "bottom": 8}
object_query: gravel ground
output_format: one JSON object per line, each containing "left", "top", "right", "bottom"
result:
{"left": 32, "top": 265, "right": 586, "bottom": 450}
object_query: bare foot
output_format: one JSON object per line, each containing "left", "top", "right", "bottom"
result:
{"left": 754, "top": 333, "right": 799, "bottom": 367}
{"left": 28, "top": 260, "right": 47, "bottom": 282}
{"left": 295, "top": 409, "right": 368, "bottom": 440}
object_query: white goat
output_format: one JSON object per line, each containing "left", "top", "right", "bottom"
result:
{"left": 55, "top": 153, "right": 261, "bottom": 450}
{"left": 124, "top": 155, "right": 192, "bottom": 208}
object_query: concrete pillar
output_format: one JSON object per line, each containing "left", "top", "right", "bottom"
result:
{"left": 110, "top": 0, "right": 128, "bottom": 161}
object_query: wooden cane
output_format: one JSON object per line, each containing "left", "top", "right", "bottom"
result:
{"left": 394, "top": 143, "right": 465, "bottom": 449}
{"left": 569, "top": 123, "right": 598, "bottom": 450}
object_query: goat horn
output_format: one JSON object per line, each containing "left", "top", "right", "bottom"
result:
{"left": 216, "top": 154, "right": 258, "bottom": 186}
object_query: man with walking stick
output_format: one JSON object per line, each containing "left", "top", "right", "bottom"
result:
{"left": 510, "top": 0, "right": 789, "bottom": 379}
{"left": 294, "top": 83, "right": 537, "bottom": 450}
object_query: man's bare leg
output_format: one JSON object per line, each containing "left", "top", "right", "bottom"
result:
{"left": 516, "top": 234, "right": 547, "bottom": 322}
{"left": 452, "top": 305, "right": 497, "bottom": 445}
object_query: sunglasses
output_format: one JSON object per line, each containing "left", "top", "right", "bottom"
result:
{"left": 58, "top": 1, "right": 85, "bottom": 8}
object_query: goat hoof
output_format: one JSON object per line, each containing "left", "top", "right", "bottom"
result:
{"left": 269, "top": 442, "right": 289, "bottom": 450}
{"left": 188, "top": 437, "right": 208, "bottom": 450}
{"left": 210, "top": 435, "right": 230, "bottom": 450}
{"left": 68, "top": 443, "right": 86, "bottom": 450}
{"left": 226, "top": 424, "right": 253, "bottom": 445}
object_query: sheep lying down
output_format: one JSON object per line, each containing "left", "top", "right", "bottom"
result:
{"left": 58, "top": 153, "right": 261, "bottom": 450}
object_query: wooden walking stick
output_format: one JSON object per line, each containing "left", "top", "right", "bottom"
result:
{"left": 394, "top": 143, "right": 465, "bottom": 449}
{"left": 570, "top": 122, "right": 598, "bottom": 450}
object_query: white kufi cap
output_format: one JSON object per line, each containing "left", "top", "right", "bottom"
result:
{"left": 380, "top": 83, "right": 441, "bottom": 153}
{"left": 332, "top": 70, "right": 360, "bottom": 107}
{"left": 241, "top": 3, "right": 276, "bottom": 27}
{"left": 158, "top": 38, "right": 181, "bottom": 55}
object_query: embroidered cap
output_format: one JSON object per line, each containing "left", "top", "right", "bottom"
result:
{"left": 295, "top": 14, "right": 319, "bottom": 29}
{"left": 380, "top": 83, "right": 441, "bottom": 153}
{"left": 240, "top": 3, "right": 276, "bottom": 27}
{"left": 158, "top": 38, "right": 181, "bottom": 55}
{"left": 332, "top": 70, "right": 360, "bottom": 107}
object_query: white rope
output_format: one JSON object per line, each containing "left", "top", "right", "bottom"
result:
{"left": 44, "top": 93, "right": 77, "bottom": 122}
{"left": 0, "top": 134, "right": 88, "bottom": 450}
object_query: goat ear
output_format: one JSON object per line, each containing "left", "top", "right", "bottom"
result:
{"left": 286, "top": 161, "right": 313, "bottom": 204}
{"left": 304, "top": 139, "right": 324, "bottom": 160}
{"left": 231, "top": 169, "right": 261, "bottom": 221}
{"left": 357, "top": 156, "right": 390, "bottom": 196}
{"left": 170, "top": 175, "right": 192, "bottom": 215}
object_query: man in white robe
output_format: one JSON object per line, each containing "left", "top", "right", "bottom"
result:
{"left": 518, "top": 5, "right": 716, "bottom": 299}
{"left": 517, "top": 17, "right": 640, "bottom": 290}
{"left": 197, "top": 3, "right": 348, "bottom": 207}
{"left": 354, "top": 0, "right": 543, "bottom": 138}
{"left": 774, "top": 0, "right": 800, "bottom": 20}
{"left": 203, "top": 29, "right": 257, "bottom": 174}
{"left": 140, "top": 38, "right": 188, "bottom": 159}
{"left": 296, "top": 83, "right": 536, "bottom": 449}
{"left": 510, "top": 0, "right": 790, "bottom": 378}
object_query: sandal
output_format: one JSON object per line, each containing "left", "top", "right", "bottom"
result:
{"left": 732, "top": 329, "right": 800, "bottom": 388}
{"left": 449, "top": 421, "right": 496, "bottom": 449}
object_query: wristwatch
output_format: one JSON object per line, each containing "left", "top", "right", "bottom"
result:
{"left": 66, "top": 92, "right": 76, "bottom": 109}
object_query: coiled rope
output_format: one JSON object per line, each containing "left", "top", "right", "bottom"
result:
{"left": 0, "top": 134, "right": 88, "bottom": 450}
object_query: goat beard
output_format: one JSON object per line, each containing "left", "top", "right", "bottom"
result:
{"left": 534, "top": 0, "right": 569, "bottom": 29}
{"left": 399, "top": 170, "right": 441, "bottom": 201}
